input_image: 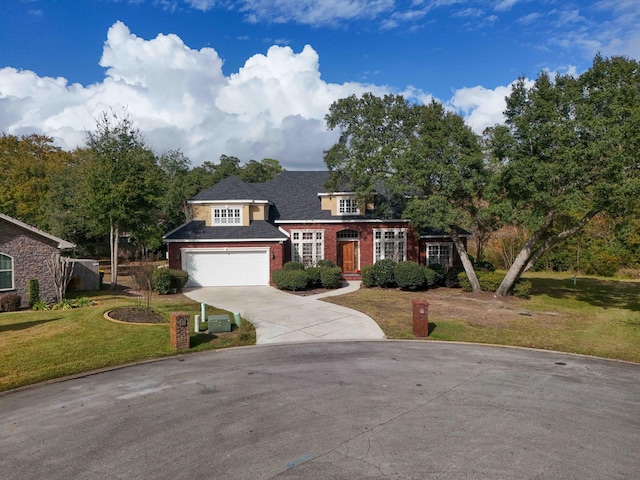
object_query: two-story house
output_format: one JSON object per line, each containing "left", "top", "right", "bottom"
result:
{"left": 164, "top": 171, "right": 464, "bottom": 287}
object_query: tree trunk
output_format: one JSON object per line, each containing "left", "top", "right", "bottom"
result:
{"left": 495, "top": 210, "right": 598, "bottom": 296}
{"left": 450, "top": 229, "right": 481, "bottom": 292}
{"left": 46, "top": 254, "right": 75, "bottom": 303}
{"left": 109, "top": 220, "right": 119, "bottom": 290}
{"left": 522, "top": 210, "right": 599, "bottom": 274}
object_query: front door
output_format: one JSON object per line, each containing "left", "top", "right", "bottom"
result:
{"left": 338, "top": 241, "right": 357, "bottom": 273}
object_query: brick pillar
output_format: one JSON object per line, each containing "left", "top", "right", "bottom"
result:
{"left": 170, "top": 312, "right": 190, "bottom": 350}
{"left": 412, "top": 300, "right": 429, "bottom": 337}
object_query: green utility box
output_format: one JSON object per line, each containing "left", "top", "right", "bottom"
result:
{"left": 208, "top": 314, "right": 232, "bottom": 333}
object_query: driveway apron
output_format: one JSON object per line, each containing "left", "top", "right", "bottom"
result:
{"left": 183, "top": 282, "right": 385, "bottom": 344}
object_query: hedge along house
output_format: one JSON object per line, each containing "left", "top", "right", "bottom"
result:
{"left": 164, "top": 171, "right": 467, "bottom": 287}
{"left": 0, "top": 213, "right": 75, "bottom": 306}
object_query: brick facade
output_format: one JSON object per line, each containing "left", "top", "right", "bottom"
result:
{"left": 0, "top": 219, "right": 61, "bottom": 306}
{"left": 167, "top": 223, "right": 463, "bottom": 286}
{"left": 278, "top": 221, "right": 419, "bottom": 268}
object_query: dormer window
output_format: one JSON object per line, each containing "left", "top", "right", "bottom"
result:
{"left": 213, "top": 207, "right": 241, "bottom": 225}
{"left": 338, "top": 198, "right": 359, "bottom": 214}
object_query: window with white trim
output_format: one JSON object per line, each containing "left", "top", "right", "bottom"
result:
{"left": 338, "top": 198, "right": 360, "bottom": 215}
{"left": 374, "top": 229, "right": 407, "bottom": 262}
{"left": 426, "top": 243, "right": 452, "bottom": 267}
{"left": 291, "top": 230, "right": 324, "bottom": 266}
{"left": 212, "top": 207, "right": 241, "bottom": 225}
{"left": 0, "top": 253, "right": 13, "bottom": 291}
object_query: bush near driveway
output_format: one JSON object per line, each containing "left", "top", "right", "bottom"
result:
{"left": 272, "top": 269, "right": 309, "bottom": 291}
{"left": 272, "top": 262, "right": 344, "bottom": 291}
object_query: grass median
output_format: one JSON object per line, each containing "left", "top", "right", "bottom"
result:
{"left": 0, "top": 291, "right": 255, "bottom": 392}
{"left": 322, "top": 272, "right": 640, "bottom": 363}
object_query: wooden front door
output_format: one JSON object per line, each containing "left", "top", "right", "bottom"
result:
{"left": 338, "top": 241, "right": 357, "bottom": 273}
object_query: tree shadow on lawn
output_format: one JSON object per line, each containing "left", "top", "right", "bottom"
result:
{"left": 529, "top": 276, "right": 640, "bottom": 311}
{"left": 0, "top": 318, "right": 62, "bottom": 333}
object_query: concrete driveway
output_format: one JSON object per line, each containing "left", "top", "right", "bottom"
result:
{"left": 183, "top": 282, "right": 385, "bottom": 344}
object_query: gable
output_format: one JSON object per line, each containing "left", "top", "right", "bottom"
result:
{"left": 0, "top": 214, "right": 74, "bottom": 249}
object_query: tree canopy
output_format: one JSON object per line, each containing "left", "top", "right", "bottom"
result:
{"left": 324, "top": 93, "right": 488, "bottom": 291}
{"left": 489, "top": 55, "right": 640, "bottom": 295}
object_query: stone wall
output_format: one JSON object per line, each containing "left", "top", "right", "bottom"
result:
{"left": 0, "top": 220, "right": 62, "bottom": 306}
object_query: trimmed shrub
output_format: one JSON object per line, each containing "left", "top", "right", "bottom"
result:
{"left": 283, "top": 261, "right": 304, "bottom": 271}
{"left": 428, "top": 264, "right": 446, "bottom": 286}
{"left": 444, "top": 266, "right": 464, "bottom": 288}
{"left": 360, "top": 264, "right": 376, "bottom": 288}
{"left": 169, "top": 269, "right": 189, "bottom": 290}
{"left": 1, "top": 293, "right": 21, "bottom": 312}
{"left": 474, "top": 260, "right": 495, "bottom": 272}
{"left": 27, "top": 279, "right": 40, "bottom": 308}
{"left": 458, "top": 271, "right": 531, "bottom": 298}
{"left": 394, "top": 261, "right": 425, "bottom": 290}
{"left": 320, "top": 266, "right": 343, "bottom": 289}
{"left": 151, "top": 268, "right": 172, "bottom": 294}
{"left": 305, "top": 267, "right": 322, "bottom": 288}
{"left": 478, "top": 271, "right": 504, "bottom": 292}
{"left": 459, "top": 270, "right": 503, "bottom": 292}
{"left": 373, "top": 259, "right": 397, "bottom": 288}
{"left": 423, "top": 267, "right": 440, "bottom": 288}
{"left": 272, "top": 269, "right": 309, "bottom": 291}
{"left": 316, "top": 259, "right": 336, "bottom": 268}
{"left": 511, "top": 279, "right": 532, "bottom": 299}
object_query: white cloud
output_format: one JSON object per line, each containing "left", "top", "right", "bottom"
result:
{"left": 184, "top": 0, "right": 216, "bottom": 10}
{"left": 448, "top": 83, "right": 515, "bottom": 133}
{"left": 0, "top": 21, "right": 396, "bottom": 170}
{"left": 493, "top": 0, "right": 522, "bottom": 12}
{"left": 239, "top": 0, "right": 395, "bottom": 26}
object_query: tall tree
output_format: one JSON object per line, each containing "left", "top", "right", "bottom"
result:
{"left": 324, "top": 94, "right": 488, "bottom": 291}
{"left": 0, "top": 134, "right": 70, "bottom": 229}
{"left": 82, "top": 111, "right": 162, "bottom": 289}
{"left": 490, "top": 55, "right": 640, "bottom": 296}
{"left": 239, "top": 158, "right": 285, "bottom": 183}
{"left": 158, "top": 149, "right": 194, "bottom": 233}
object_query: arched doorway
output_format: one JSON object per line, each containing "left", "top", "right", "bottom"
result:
{"left": 336, "top": 229, "right": 360, "bottom": 273}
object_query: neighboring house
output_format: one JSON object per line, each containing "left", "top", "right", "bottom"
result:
{"left": 164, "top": 171, "right": 467, "bottom": 287}
{"left": 0, "top": 213, "right": 75, "bottom": 306}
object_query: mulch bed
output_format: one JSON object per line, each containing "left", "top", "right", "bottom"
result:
{"left": 107, "top": 307, "right": 167, "bottom": 324}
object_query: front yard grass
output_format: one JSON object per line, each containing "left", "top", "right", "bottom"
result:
{"left": 0, "top": 292, "right": 255, "bottom": 392}
{"left": 322, "top": 272, "right": 640, "bottom": 363}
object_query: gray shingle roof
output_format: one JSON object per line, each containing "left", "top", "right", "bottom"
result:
{"left": 164, "top": 220, "right": 287, "bottom": 241}
{"left": 251, "top": 171, "right": 337, "bottom": 221}
{"left": 167, "top": 172, "right": 450, "bottom": 242}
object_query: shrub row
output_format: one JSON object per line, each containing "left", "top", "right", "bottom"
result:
{"left": 361, "top": 260, "right": 446, "bottom": 291}
{"left": 272, "top": 261, "right": 343, "bottom": 291}
{"left": 151, "top": 268, "right": 189, "bottom": 294}
{"left": 458, "top": 270, "right": 531, "bottom": 298}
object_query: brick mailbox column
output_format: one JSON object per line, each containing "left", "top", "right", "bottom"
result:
{"left": 412, "top": 300, "right": 429, "bottom": 337}
{"left": 170, "top": 312, "right": 190, "bottom": 350}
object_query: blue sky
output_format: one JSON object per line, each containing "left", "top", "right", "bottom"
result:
{"left": 1, "top": 1, "right": 638, "bottom": 169}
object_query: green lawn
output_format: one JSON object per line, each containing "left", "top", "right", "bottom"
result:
{"left": 0, "top": 292, "right": 255, "bottom": 392}
{"left": 3, "top": 272, "right": 638, "bottom": 393}
{"left": 323, "top": 272, "right": 640, "bottom": 363}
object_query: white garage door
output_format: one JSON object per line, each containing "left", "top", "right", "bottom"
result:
{"left": 182, "top": 248, "right": 270, "bottom": 287}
